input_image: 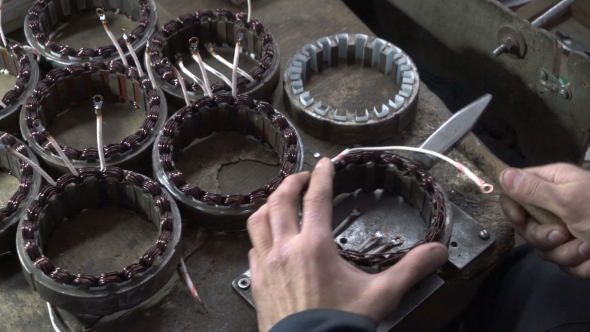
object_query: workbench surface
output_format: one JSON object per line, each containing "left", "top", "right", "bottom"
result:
{"left": 0, "top": 0, "right": 513, "bottom": 331}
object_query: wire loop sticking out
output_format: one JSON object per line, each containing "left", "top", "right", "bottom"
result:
{"left": 32, "top": 119, "right": 78, "bottom": 176}
{"left": 96, "top": 8, "right": 128, "bottom": 67}
{"left": 333, "top": 146, "right": 494, "bottom": 194}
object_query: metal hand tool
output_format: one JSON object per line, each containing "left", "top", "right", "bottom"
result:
{"left": 413, "top": 94, "right": 492, "bottom": 170}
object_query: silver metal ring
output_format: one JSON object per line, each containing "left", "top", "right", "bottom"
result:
{"left": 283, "top": 33, "right": 420, "bottom": 145}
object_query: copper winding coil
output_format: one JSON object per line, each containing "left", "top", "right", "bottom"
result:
{"left": 0, "top": 41, "right": 40, "bottom": 133}
{"left": 148, "top": 8, "right": 280, "bottom": 104}
{"left": 24, "top": 0, "right": 158, "bottom": 67}
{"left": 20, "top": 61, "right": 167, "bottom": 174}
{"left": 331, "top": 151, "right": 451, "bottom": 268}
{"left": 0, "top": 132, "right": 42, "bottom": 256}
{"left": 16, "top": 167, "right": 182, "bottom": 316}
{"left": 152, "top": 94, "right": 304, "bottom": 231}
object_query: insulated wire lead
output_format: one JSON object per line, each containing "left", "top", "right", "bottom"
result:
{"left": 332, "top": 146, "right": 494, "bottom": 194}
{"left": 189, "top": 37, "right": 213, "bottom": 98}
{"left": 122, "top": 29, "right": 144, "bottom": 76}
{"left": 96, "top": 8, "right": 129, "bottom": 67}
{"left": 0, "top": 143, "right": 56, "bottom": 186}
{"left": 0, "top": 0, "right": 7, "bottom": 47}
{"left": 207, "top": 43, "right": 254, "bottom": 82}
{"left": 180, "top": 256, "right": 208, "bottom": 313}
{"left": 32, "top": 120, "right": 78, "bottom": 176}
{"left": 178, "top": 59, "right": 206, "bottom": 93}
{"left": 231, "top": 42, "right": 241, "bottom": 98}
{"left": 93, "top": 95, "right": 106, "bottom": 171}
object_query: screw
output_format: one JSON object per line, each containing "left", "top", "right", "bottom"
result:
{"left": 237, "top": 277, "right": 250, "bottom": 289}
{"left": 313, "top": 152, "right": 321, "bottom": 159}
{"left": 558, "top": 89, "right": 570, "bottom": 100}
{"left": 538, "top": 70, "right": 548, "bottom": 81}
{"left": 479, "top": 230, "right": 490, "bottom": 240}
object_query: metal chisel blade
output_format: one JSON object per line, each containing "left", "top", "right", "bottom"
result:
{"left": 413, "top": 94, "right": 492, "bottom": 170}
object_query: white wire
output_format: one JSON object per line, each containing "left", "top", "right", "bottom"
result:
{"left": 47, "top": 302, "right": 64, "bottom": 332}
{"left": 123, "top": 32, "right": 144, "bottom": 76}
{"left": 203, "top": 62, "right": 233, "bottom": 87}
{"left": 231, "top": 43, "right": 241, "bottom": 98}
{"left": 208, "top": 44, "right": 254, "bottom": 82}
{"left": 96, "top": 113, "right": 106, "bottom": 171}
{"left": 191, "top": 53, "right": 213, "bottom": 98}
{"left": 333, "top": 146, "right": 494, "bottom": 193}
{"left": 0, "top": 0, "right": 6, "bottom": 47}
{"left": 98, "top": 11, "right": 128, "bottom": 67}
{"left": 144, "top": 42, "right": 158, "bottom": 89}
{"left": 247, "top": 0, "right": 252, "bottom": 23}
{"left": 46, "top": 136, "right": 78, "bottom": 176}
{"left": 178, "top": 59, "right": 206, "bottom": 94}
{"left": 171, "top": 65, "right": 190, "bottom": 106}
{"left": 9, "top": 148, "right": 56, "bottom": 186}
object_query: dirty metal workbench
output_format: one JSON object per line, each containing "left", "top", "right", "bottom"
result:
{"left": 0, "top": 0, "right": 513, "bottom": 331}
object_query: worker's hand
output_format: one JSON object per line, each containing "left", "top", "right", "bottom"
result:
{"left": 500, "top": 163, "right": 590, "bottom": 279}
{"left": 247, "top": 158, "right": 449, "bottom": 332}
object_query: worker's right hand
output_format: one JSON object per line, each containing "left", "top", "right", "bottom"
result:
{"left": 500, "top": 163, "right": 590, "bottom": 279}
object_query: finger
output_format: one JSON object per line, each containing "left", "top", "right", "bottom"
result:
{"left": 537, "top": 239, "right": 590, "bottom": 267}
{"left": 248, "top": 249, "right": 260, "bottom": 285}
{"left": 301, "top": 158, "right": 335, "bottom": 240}
{"left": 560, "top": 258, "right": 590, "bottom": 280}
{"left": 524, "top": 163, "right": 584, "bottom": 184}
{"left": 247, "top": 204, "right": 273, "bottom": 256}
{"left": 248, "top": 249, "right": 264, "bottom": 305}
{"left": 266, "top": 172, "right": 310, "bottom": 243}
{"left": 372, "top": 243, "right": 448, "bottom": 306}
{"left": 500, "top": 194, "right": 526, "bottom": 225}
{"left": 511, "top": 215, "right": 570, "bottom": 251}
{"left": 500, "top": 168, "right": 567, "bottom": 216}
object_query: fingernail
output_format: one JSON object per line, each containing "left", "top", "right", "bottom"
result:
{"left": 579, "top": 242, "right": 590, "bottom": 257}
{"left": 501, "top": 168, "right": 523, "bottom": 191}
{"left": 315, "top": 158, "right": 328, "bottom": 169}
{"left": 548, "top": 230, "right": 566, "bottom": 244}
{"left": 430, "top": 246, "right": 448, "bottom": 266}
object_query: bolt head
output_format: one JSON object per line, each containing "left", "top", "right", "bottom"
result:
{"left": 538, "top": 71, "right": 548, "bottom": 81}
{"left": 558, "top": 89, "right": 570, "bottom": 100}
{"left": 313, "top": 152, "right": 321, "bottom": 159}
{"left": 479, "top": 230, "right": 490, "bottom": 240}
{"left": 237, "top": 277, "right": 250, "bottom": 289}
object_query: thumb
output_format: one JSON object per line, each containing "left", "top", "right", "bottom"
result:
{"left": 369, "top": 243, "right": 447, "bottom": 319}
{"left": 500, "top": 168, "right": 565, "bottom": 215}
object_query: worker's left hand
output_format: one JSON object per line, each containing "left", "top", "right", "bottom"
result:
{"left": 247, "top": 158, "right": 448, "bottom": 332}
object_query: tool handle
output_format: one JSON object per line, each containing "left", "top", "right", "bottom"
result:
{"left": 455, "top": 133, "right": 565, "bottom": 226}
{"left": 523, "top": 203, "right": 564, "bottom": 225}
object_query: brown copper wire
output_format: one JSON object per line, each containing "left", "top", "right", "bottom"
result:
{"left": 149, "top": 9, "right": 276, "bottom": 94}
{"left": 23, "top": 61, "right": 162, "bottom": 162}
{"left": 27, "top": 0, "right": 151, "bottom": 59}
{"left": 157, "top": 95, "right": 299, "bottom": 207}
{"left": 0, "top": 43, "right": 33, "bottom": 111}
{"left": 20, "top": 168, "right": 176, "bottom": 287}
{"left": 0, "top": 134, "right": 34, "bottom": 223}
{"left": 333, "top": 152, "right": 448, "bottom": 267}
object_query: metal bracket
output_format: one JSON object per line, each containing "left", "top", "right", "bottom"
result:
{"left": 232, "top": 189, "right": 495, "bottom": 327}
{"left": 233, "top": 271, "right": 444, "bottom": 332}
{"left": 537, "top": 68, "right": 572, "bottom": 100}
{"left": 447, "top": 203, "right": 496, "bottom": 270}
